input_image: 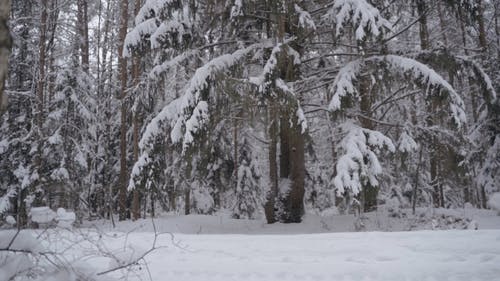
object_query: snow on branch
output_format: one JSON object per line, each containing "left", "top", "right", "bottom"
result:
{"left": 135, "top": 0, "right": 176, "bottom": 25}
{"left": 151, "top": 19, "right": 188, "bottom": 49}
{"left": 334, "top": 122, "right": 395, "bottom": 196}
{"left": 324, "top": 0, "right": 392, "bottom": 40}
{"left": 328, "top": 59, "right": 362, "bottom": 111}
{"left": 328, "top": 55, "right": 467, "bottom": 127}
{"left": 178, "top": 44, "right": 264, "bottom": 150}
{"left": 249, "top": 40, "right": 300, "bottom": 93}
{"left": 295, "top": 4, "right": 316, "bottom": 30}
{"left": 129, "top": 43, "right": 265, "bottom": 190}
{"left": 124, "top": 18, "right": 158, "bottom": 57}
{"left": 149, "top": 49, "right": 200, "bottom": 79}
{"left": 465, "top": 58, "right": 497, "bottom": 103}
{"left": 381, "top": 55, "right": 466, "bottom": 126}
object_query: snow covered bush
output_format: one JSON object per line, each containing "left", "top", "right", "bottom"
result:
{"left": 488, "top": 193, "right": 500, "bottom": 215}
{"left": 232, "top": 138, "right": 262, "bottom": 219}
{"left": 0, "top": 226, "right": 160, "bottom": 281}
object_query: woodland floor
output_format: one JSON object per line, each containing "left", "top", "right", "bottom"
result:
{"left": 55, "top": 207, "right": 500, "bottom": 281}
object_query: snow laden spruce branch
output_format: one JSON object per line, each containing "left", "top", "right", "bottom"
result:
{"left": 328, "top": 55, "right": 467, "bottom": 127}
{"left": 323, "top": 0, "right": 392, "bottom": 41}
{"left": 128, "top": 42, "right": 271, "bottom": 191}
{"left": 328, "top": 55, "right": 467, "bottom": 197}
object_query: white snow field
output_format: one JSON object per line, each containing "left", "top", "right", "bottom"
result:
{"left": 2, "top": 209, "right": 500, "bottom": 281}
{"left": 90, "top": 228, "right": 500, "bottom": 281}
{"left": 75, "top": 210, "right": 500, "bottom": 281}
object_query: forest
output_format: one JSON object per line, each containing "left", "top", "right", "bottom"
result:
{"left": 0, "top": 0, "right": 499, "bottom": 226}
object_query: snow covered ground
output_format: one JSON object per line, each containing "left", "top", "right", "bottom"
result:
{"left": 76, "top": 208, "right": 500, "bottom": 281}
{"left": 76, "top": 228, "right": 500, "bottom": 281}
{"left": 2, "top": 208, "right": 500, "bottom": 281}
{"left": 86, "top": 207, "right": 500, "bottom": 234}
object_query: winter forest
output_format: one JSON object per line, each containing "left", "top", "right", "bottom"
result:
{"left": 1, "top": 0, "right": 500, "bottom": 280}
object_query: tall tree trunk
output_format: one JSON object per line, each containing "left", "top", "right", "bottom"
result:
{"left": 131, "top": 0, "right": 142, "bottom": 221}
{"left": 0, "top": 0, "right": 11, "bottom": 115}
{"left": 34, "top": 0, "right": 48, "bottom": 207}
{"left": 418, "top": 0, "right": 443, "bottom": 208}
{"left": 416, "top": 0, "right": 430, "bottom": 50}
{"left": 476, "top": 0, "right": 487, "bottom": 51}
{"left": 37, "top": 0, "right": 47, "bottom": 131}
{"left": 359, "top": 73, "right": 378, "bottom": 212}
{"left": 287, "top": 116, "right": 305, "bottom": 222}
{"left": 77, "top": 0, "right": 89, "bottom": 72}
{"left": 264, "top": 103, "right": 279, "bottom": 224}
{"left": 496, "top": 2, "right": 500, "bottom": 59}
{"left": 118, "top": 0, "right": 129, "bottom": 221}
{"left": 437, "top": 2, "right": 448, "bottom": 47}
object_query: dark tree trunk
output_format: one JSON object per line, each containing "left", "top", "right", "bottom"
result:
{"left": 118, "top": 0, "right": 129, "bottom": 221}
{"left": 416, "top": 0, "right": 430, "bottom": 50}
{"left": 131, "top": 0, "right": 142, "bottom": 221}
{"left": 77, "top": 0, "right": 89, "bottom": 72}
{"left": 0, "top": 0, "right": 11, "bottom": 115}
{"left": 359, "top": 74, "right": 378, "bottom": 212}
{"left": 265, "top": 103, "right": 279, "bottom": 224}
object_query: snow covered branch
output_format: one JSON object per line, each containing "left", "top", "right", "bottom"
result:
{"left": 328, "top": 55, "right": 467, "bottom": 127}
{"left": 334, "top": 122, "right": 395, "bottom": 196}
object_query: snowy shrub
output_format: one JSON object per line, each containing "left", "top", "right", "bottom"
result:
{"left": 191, "top": 181, "right": 215, "bottom": 214}
{"left": 488, "top": 193, "right": 500, "bottom": 214}
{"left": 30, "top": 206, "right": 56, "bottom": 225}
{"left": 56, "top": 208, "right": 76, "bottom": 228}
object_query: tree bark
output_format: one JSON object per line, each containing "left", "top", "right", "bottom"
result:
{"left": 476, "top": 0, "right": 487, "bottom": 51}
{"left": 359, "top": 72, "right": 378, "bottom": 212}
{"left": 287, "top": 117, "right": 305, "bottom": 222}
{"left": 416, "top": 0, "right": 430, "bottom": 50}
{"left": 0, "top": 0, "right": 11, "bottom": 115}
{"left": 118, "top": 0, "right": 129, "bottom": 221}
{"left": 37, "top": 0, "right": 47, "bottom": 130}
{"left": 264, "top": 103, "right": 279, "bottom": 224}
{"left": 131, "top": 0, "right": 142, "bottom": 221}
{"left": 77, "top": 0, "right": 89, "bottom": 72}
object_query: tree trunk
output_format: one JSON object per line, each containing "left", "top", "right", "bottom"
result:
{"left": 131, "top": 113, "right": 140, "bottom": 220}
{"left": 412, "top": 148, "right": 423, "bottom": 214}
{"left": 436, "top": 2, "right": 448, "bottom": 47}
{"left": 37, "top": 0, "right": 47, "bottom": 130}
{"left": 131, "top": 0, "right": 142, "bottom": 221}
{"left": 77, "top": 0, "right": 89, "bottom": 72}
{"left": 416, "top": 0, "right": 430, "bottom": 50}
{"left": 476, "top": 0, "right": 487, "bottom": 51}
{"left": 287, "top": 117, "right": 305, "bottom": 222}
{"left": 264, "top": 103, "right": 278, "bottom": 224}
{"left": 0, "top": 0, "right": 11, "bottom": 115}
{"left": 359, "top": 73, "right": 378, "bottom": 212}
{"left": 118, "top": 0, "right": 129, "bottom": 221}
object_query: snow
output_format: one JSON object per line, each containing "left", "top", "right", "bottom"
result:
{"left": 0, "top": 138, "right": 9, "bottom": 154}
{"left": 151, "top": 19, "right": 187, "bottom": 49}
{"left": 5, "top": 215, "right": 16, "bottom": 225}
{"left": 295, "top": 4, "right": 316, "bottom": 30}
{"left": 124, "top": 18, "right": 158, "bottom": 57}
{"left": 324, "top": 0, "right": 391, "bottom": 40}
{"left": 0, "top": 189, "right": 15, "bottom": 214}
{"left": 398, "top": 131, "right": 419, "bottom": 153}
{"left": 30, "top": 206, "right": 56, "bottom": 224}
{"left": 328, "top": 59, "right": 362, "bottom": 111}
{"left": 334, "top": 122, "right": 395, "bottom": 195}
{"left": 67, "top": 210, "right": 500, "bottom": 281}
{"left": 2, "top": 209, "right": 500, "bottom": 281}
{"left": 488, "top": 193, "right": 500, "bottom": 212}
{"left": 50, "top": 167, "right": 70, "bottom": 181}
{"left": 56, "top": 208, "right": 76, "bottom": 228}
{"left": 230, "top": 0, "right": 243, "bottom": 19}
{"left": 328, "top": 55, "right": 467, "bottom": 127}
